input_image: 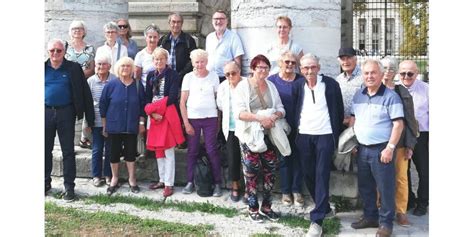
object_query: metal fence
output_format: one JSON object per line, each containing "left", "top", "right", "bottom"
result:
{"left": 353, "top": 0, "right": 429, "bottom": 81}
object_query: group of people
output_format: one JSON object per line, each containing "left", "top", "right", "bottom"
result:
{"left": 45, "top": 10, "right": 429, "bottom": 237}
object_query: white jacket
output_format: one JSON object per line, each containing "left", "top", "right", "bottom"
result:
{"left": 216, "top": 77, "right": 247, "bottom": 141}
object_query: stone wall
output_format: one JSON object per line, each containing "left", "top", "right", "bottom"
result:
{"left": 44, "top": 0, "right": 128, "bottom": 58}
{"left": 340, "top": 0, "right": 353, "bottom": 49}
{"left": 231, "top": 0, "right": 341, "bottom": 78}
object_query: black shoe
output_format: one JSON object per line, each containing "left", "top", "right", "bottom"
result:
{"left": 248, "top": 210, "right": 263, "bottom": 223}
{"left": 230, "top": 189, "right": 240, "bottom": 202}
{"left": 45, "top": 183, "right": 52, "bottom": 195}
{"left": 259, "top": 208, "right": 280, "bottom": 222}
{"left": 130, "top": 184, "right": 140, "bottom": 194}
{"left": 62, "top": 190, "right": 75, "bottom": 202}
{"left": 107, "top": 185, "right": 119, "bottom": 196}
{"left": 407, "top": 199, "right": 416, "bottom": 211}
{"left": 351, "top": 218, "right": 379, "bottom": 229}
{"left": 413, "top": 205, "right": 427, "bottom": 216}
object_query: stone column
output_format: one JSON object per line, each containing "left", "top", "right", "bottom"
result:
{"left": 231, "top": 0, "right": 341, "bottom": 77}
{"left": 45, "top": 0, "right": 128, "bottom": 58}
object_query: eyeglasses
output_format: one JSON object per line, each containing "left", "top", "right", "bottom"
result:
{"left": 118, "top": 25, "right": 128, "bottom": 29}
{"left": 213, "top": 17, "right": 226, "bottom": 21}
{"left": 225, "top": 71, "right": 238, "bottom": 77}
{"left": 49, "top": 49, "right": 63, "bottom": 54}
{"left": 383, "top": 67, "right": 395, "bottom": 72}
{"left": 277, "top": 25, "right": 290, "bottom": 29}
{"left": 255, "top": 66, "right": 269, "bottom": 71}
{"left": 284, "top": 60, "right": 296, "bottom": 65}
{"left": 105, "top": 31, "right": 117, "bottom": 34}
{"left": 301, "top": 65, "right": 319, "bottom": 71}
{"left": 72, "top": 27, "right": 84, "bottom": 31}
{"left": 399, "top": 72, "right": 415, "bottom": 78}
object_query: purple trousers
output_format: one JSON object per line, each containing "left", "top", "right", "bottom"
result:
{"left": 186, "top": 117, "right": 222, "bottom": 184}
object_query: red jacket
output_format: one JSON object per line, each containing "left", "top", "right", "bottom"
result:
{"left": 144, "top": 97, "right": 185, "bottom": 158}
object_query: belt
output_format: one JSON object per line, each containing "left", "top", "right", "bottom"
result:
{"left": 45, "top": 104, "right": 71, "bottom": 110}
{"left": 359, "top": 142, "right": 388, "bottom": 148}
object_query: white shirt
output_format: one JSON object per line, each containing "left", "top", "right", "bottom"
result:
{"left": 205, "top": 29, "right": 245, "bottom": 77}
{"left": 96, "top": 41, "right": 128, "bottom": 73}
{"left": 298, "top": 75, "right": 332, "bottom": 135}
{"left": 134, "top": 48, "right": 155, "bottom": 87}
{"left": 266, "top": 39, "right": 303, "bottom": 75}
{"left": 182, "top": 71, "right": 220, "bottom": 119}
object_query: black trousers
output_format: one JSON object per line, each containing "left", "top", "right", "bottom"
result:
{"left": 226, "top": 131, "right": 242, "bottom": 182}
{"left": 407, "top": 132, "right": 429, "bottom": 207}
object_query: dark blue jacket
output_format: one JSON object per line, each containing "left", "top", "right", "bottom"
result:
{"left": 145, "top": 66, "right": 181, "bottom": 109}
{"left": 44, "top": 58, "right": 95, "bottom": 127}
{"left": 100, "top": 78, "right": 146, "bottom": 134}
{"left": 292, "top": 75, "right": 344, "bottom": 147}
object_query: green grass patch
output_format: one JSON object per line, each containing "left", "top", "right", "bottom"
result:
{"left": 278, "top": 215, "right": 341, "bottom": 236}
{"left": 86, "top": 194, "right": 239, "bottom": 217}
{"left": 251, "top": 234, "right": 283, "bottom": 237}
{"left": 45, "top": 202, "right": 213, "bottom": 236}
{"left": 330, "top": 195, "right": 354, "bottom": 212}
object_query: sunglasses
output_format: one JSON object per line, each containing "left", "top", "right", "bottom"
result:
{"left": 399, "top": 72, "right": 415, "bottom": 78}
{"left": 284, "top": 60, "right": 296, "bottom": 65}
{"left": 118, "top": 25, "right": 128, "bottom": 29}
{"left": 49, "top": 49, "right": 63, "bottom": 54}
{"left": 225, "top": 71, "right": 238, "bottom": 77}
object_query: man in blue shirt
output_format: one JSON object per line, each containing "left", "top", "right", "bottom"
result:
{"left": 45, "top": 38, "right": 95, "bottom": 201}
{"left": 349, "top": 59, "right": 404, "bottom": 237}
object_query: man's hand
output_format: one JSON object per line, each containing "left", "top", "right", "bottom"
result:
{"left": 405, "top": 148, "right": 413, "bottom": 160}
{"left": 380, "top": 147, "right": 394, "bottom": 164}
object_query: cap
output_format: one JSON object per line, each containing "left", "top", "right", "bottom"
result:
{"left": 338, "top": 47, "right": 356, "bottom": 57}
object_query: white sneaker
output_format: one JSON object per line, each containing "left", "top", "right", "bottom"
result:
{"left": 293, "top": 193, "right": 304, "bottom": 207}
{"left": 281, "top": 194, "right": 292, "bottom": 206}
{"left": 306, "top": 222, "right": 322, "bottom": 237}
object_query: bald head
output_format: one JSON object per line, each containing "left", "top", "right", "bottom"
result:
{"left": 399, "top": 60, "right": 419, "bottom": 87}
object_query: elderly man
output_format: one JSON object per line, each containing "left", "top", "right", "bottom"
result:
{"left": 349, "top": 59, "right": 404, "bottom": 237}
{"left": 399, "top": 60, "right": 429, "bottom": 216}
{"left": 292, "top": 53, "right": 344, "bottom": 237}
{"left": 335, "top": 47, "right": 364, "bottom": 127}
{"left": 45, "top": 39, "right": 95, "bottom": 201}
{"left": 206, "top": 10, "right": 245, "bottom": 82}
{"left": 158, "top": 12, "right": 197, "bottom": 82}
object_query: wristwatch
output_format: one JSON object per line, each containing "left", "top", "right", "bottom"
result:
{"left": 139, "top": 121, "right": 145, "bottom": 125}
{"left": 387, "top": 143, "right": 396, "bottom": 150}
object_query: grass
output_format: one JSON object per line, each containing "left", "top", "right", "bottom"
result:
{"left": 330, "top": 195, "right": 354, "bottom": 213}
{"left": 278, "top": 215, "right": 341, "bottom": 236}
{"left": 86, "top": 194, "right": 239, "bottom": 217}
{"left": 45, "top": 202, "right": 213, "bottom": 236}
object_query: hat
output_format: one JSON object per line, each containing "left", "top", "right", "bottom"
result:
{"left": 338, "top": 47, "right": 356, "bottom": 57}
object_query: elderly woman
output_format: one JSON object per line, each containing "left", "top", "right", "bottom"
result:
{"left": 145, "top": 47, "right": 184, "bottom": 197}
{"left": 116, "top": 18, "right": 138, "bottom": 59}
{"left": 135, "top": 24, "right": 160, "bottom": 88}
{"left": 65, "top": 20, "right": 96, "bottom": 149}
{"left": 180, "top": 49, "right": 222, "bottom": 197}
{"left": 380, "top": 56, "right": 419, "bottom": 227}
{"left": 216, "top": 61, "right": 246, "bottom": 202}
{"left": 234, "top": 54, "right": 285, "bottom": 222}
{"left": 266, "top": 16, "right": 304, "bottom": 75}
{"left": 267, "top": 51, "right": 305, "bottom": 207}
{"left": 86, "top": 53, "right": 117, "bottom": 187}
{"left": 100, "top": 57, "right": 146, "bottom": 195}
{"left": 96, "top": 21, "right": 128, "bottom": 72}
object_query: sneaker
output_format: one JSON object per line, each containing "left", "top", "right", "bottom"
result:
{"left": 396, "top": 213, "right": 411, "bottom": 227}
{"left": 105, "top": 177, "right": 111, "bottom": 186}
{"left": 351, "top": 218, "right": 379, "bottom": 229}
{"left": 259, "top": 208, "right": 280, "bottom": 222}
{"left": 249, "top": 210, "right": 263, "bottom": 223}
{"left": 213, "top": 185, "right": 222, "bottom": 197}
{"left": 92, "top": 177, "right": 104, "bottom": 187}
{"left": 230, "top": 189, "right": 240, "bottom": 202}
{"left": 182, "top": 182, "right": 194, "bottom": 194}
{"left": 281, "top": 194, "right": 293, "bottom": 206}
{"left": 62, "top": 190, "right": 75, "bottom": 202}
{"left": 306, "top": 222, "right": 322, "bottom": 237}
{"left": 163, "top": 186, "right": 173, "bottom": 197}
{"left": 293, "top": 193, "right": 304, "bottom": 207}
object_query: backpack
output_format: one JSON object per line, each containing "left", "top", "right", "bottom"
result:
{"left": 193, "top": 146, "right": 214, "bottom": 197}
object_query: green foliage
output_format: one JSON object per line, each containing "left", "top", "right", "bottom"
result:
{"left": 330, "top": 195, "right": 354, "bottom": 213}
{"left": 399, "top": 0, "right": 429, "bottom": 56}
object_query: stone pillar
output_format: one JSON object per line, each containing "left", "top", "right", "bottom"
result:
{"left": 45, "top": 0, "right": 128, "bottom": 58}
{"left": 341, "top": 0, "right": 354, "bottom": 49}
{"left": 231, "top": 0, "right": 341, "bottom": 78}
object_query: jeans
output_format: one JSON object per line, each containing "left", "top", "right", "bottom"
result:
{"left": 45, "top": 105, "right": 76, "bottom": 192}
{"left": 357, "top": 143, "right": 396, "bottom": 229}
{"left": 279, "top": 130, "right": 303, "bottom": 194}
{"left": 296, "top": 133, "right": 334, "bottom": 224}
{"left": 91, "top": 127, "right": 111, "bottom": 178}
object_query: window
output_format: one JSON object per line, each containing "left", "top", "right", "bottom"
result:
{"left": 386, "top": 18, "right": 395, "bottom": 54}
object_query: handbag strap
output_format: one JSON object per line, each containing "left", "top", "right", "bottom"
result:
{"left": 255, "top": 84, "right": 268, "bottom": 109}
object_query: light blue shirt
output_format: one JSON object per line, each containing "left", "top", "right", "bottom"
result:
{"left": 206, "top": 29, "right": 244, "bottom": 77}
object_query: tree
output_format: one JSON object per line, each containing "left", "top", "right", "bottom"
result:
{"left": 399, "top": 0, "right": 429, "bottom": 56}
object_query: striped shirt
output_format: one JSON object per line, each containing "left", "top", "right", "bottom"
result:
{"left": 351, "top": 84, "right": 404, "bottom": 145}
{"left": 87, "top": 73, "right": 117, "bottom": 127}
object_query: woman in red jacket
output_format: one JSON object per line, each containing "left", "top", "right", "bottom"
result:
{"left": 145, "top": 47, "right": 184, "bottom": 197}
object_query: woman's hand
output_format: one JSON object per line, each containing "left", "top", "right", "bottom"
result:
{"left": 151, "top": 113, "right": 162, "bottom": 121}
{"left": 184, "top": 122, "right": 195, "bottom": 136}
{"left": 259, "top": 116, "right": 275, "bottom": 129}
{"left": 139, "top": 124, "right": 146, "bottom": 135}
